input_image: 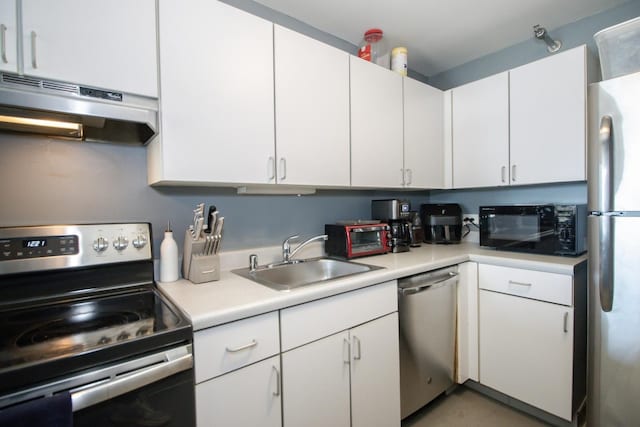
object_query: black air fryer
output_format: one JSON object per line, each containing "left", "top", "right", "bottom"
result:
{"left": 420, "top": 204, "right": 463, "bottom": 244}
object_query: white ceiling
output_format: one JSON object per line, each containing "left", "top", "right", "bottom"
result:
{"left": 254, "top": 0, "right": 628, "bottom": 76}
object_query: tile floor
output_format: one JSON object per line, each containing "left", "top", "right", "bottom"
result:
{"left": 401, "top": 387, "right": 549, "bottom": 427}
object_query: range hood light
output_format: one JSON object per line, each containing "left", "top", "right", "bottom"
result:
{"left": 0, "top": 114, "right": 82, "bottom": 131}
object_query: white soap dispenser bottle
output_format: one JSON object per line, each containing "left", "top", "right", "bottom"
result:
{"left": 160, "top": 221, "right": 179, "bottom": 282}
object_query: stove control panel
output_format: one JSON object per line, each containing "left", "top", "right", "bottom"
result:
{"left": 0, "top": 223, "right": 152, "bottom": 275}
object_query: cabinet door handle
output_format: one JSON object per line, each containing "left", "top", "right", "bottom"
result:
{"left": 343, "top": 338, "right": 350, "bottom": 364}
{"left": 352, "top": 336, "right": 362, "bottom": 360}
{"left": 406, "top": 168, "right": 413, "bottom": 186}
{"left": 267, "top": 157, "right": 275, "bottom": 181}
{"left": 279, "top": 158, "right": 286, "bottom": 180}
{"left": 30, "top": 30, "right": 37, "bottom": 69}
{"left": 508, "top": 280, "right": 532, "bottom": 287}
{"left": 512, "top": 164, "right": 517, "bottom": 182}
{"left": 501, "top": 166, "right": 506, "bottom": 183}
{"left": 225, "top": 339, "right": 257, "bottom": 353}
{"left": 563, "top": 312, "right": 569, "bottom": 333}
{"left": 0, "top": 24, "right": 7, "bottom": 64}
{"left": 400, "top": 168, "right": 405, "bottom": 186}
{"left": 272, "top": 365, "right": 281, "bottom": 396}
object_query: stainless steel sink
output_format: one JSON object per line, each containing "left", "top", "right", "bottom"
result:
{"left": 232, "top": 257, "right": 383, "bottom": 291}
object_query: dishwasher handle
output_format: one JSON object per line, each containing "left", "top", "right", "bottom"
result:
{"left": 399, "top": 272, "right": 458, "bottom": 296}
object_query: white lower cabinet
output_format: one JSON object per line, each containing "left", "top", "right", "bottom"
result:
{"left": 478, "top": 264, "right": 585, "bottom": 421}
{"left": 196, "top": 355, "right": 282, "bottom": 427}
{"left": 282, "top": 313, "right": 400, "bottom": 427}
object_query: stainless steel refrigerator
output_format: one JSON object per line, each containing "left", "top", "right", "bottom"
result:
{"left": 588, "top": 70, "right": 640, "bottom": 426}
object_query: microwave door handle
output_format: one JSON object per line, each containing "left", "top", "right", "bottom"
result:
{"left": 599, "top": 116, "right": 613, "bottom": 213}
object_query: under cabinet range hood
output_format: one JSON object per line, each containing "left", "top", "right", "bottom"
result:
{"left": 0, "top": 72, "right": 158, "bottom": 145}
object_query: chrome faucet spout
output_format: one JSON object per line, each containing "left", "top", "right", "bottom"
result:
{"left": 283, "top": 234, "right": 328, "bottom": 262}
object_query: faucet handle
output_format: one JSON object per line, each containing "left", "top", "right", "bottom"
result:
{"left": 249, "top": 254, "right": 258, "bottom": 272}
{"left": 283, "top": 235, "right": 300, "bottom": 247}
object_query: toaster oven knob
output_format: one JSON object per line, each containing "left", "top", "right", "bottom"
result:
{"left": 113, "top": 236, "right": 129, "bottom": 251}
{"left": 93, "top": 237, "right": 109, "bottom": 252}
{"left": 132, "top": 234, "right": 147, "bottom": 249}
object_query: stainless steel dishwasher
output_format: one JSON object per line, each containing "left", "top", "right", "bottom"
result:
{"left": 398, "top": 265, "right": 458, "bottom": 419}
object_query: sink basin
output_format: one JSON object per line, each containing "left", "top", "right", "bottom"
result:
{"left": 232, "top": 257, "right": 383, "bottom": 291}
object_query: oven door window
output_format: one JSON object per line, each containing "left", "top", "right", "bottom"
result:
{"left": 349, "top": 230, "right": 383, "bottom": 254}
{"left": 74, "top": 369, "right": 195, "bottom": 427}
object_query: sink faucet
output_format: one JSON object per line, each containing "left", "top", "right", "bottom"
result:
{"left": 282, "top": 234, "right": 328, "bottom": 263}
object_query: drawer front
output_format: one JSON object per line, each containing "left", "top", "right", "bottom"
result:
{"left": 194, "top": 311, "right": 280, "bottom": 383}
{"left": 280, "top": 281, "right": 398, "bottom": 351}
{"left": 479, "top": 264, "right": 572, "bottom": 306}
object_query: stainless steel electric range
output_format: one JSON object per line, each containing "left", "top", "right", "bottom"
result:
{"left": 0, "top": 223, "right": 195, "bottom": 427}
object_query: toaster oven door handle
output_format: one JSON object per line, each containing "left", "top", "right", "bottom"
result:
{"left": 71, "top": 352, "right": 193, "bottom": 412}
{"left": 351, "top": 226, "right": 386, "bottom": 232}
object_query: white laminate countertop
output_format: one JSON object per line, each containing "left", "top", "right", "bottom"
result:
{"left": 157, "top": 243, "right": 587, "bottom": 331}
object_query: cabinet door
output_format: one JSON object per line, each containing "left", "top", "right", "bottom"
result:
{"left": 196, "top": 355, "right": 281, "bottom": 427}
{"left": 510, "top": 46, "right": 586, "bottom": 185}
{"left": 350, "top": 313, "right": 401, "bottom": 427}
{"left": 403, "top": 78, "right": 445, "bottom": 188}
{"left": 21, "top": 0, "right": 157, "bottom": 97}
{"left": 282, "top": 331, "right": 351, "bottom": 427}
{"left": 452, "top": 72, "right": 509, "bottom": 188}
{"left": 0, "top": 1, "right": 17, "bottom": 72}
{"left": 350, "top": 57, "right": 404, "bottom": 188}
{"left": 155, "top": 0, "right": 275, "bottom": 184}
{"left": 274, "top": 25, "right": 350, "bottom": 187}
{"left": 479, "top": 290, "right": 574, "bottom": 420}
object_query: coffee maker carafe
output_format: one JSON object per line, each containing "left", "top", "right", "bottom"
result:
{"left": 371, "top": 199, "right": 411, "bottom": 253}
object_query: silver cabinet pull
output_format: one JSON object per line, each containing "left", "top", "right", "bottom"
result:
{"left": 501, "top": 166, "right": 506, "bottom": 183}
{"left": 30, "top": 30, "right": 37, "bottom": 69}
{"left": 400, "top": 168, "right": 405, "bottom": 186}
{"left": 563, "top": 312, "right": 569, "bottom": 333}
{"left": 225, "top": 339, "right": 258, "bottom": 353}
{"left": 343, "top": 338, "right": 350, "bottom": 364}
{"left": 272, "top": 365, "right": 281, "bottom": 396}
{"left": 279, "top": 158, "right": 286, "bottom": 180}
{"left": 406, "top": 168, "right": 413, "bottom": 185}
{"left": 0, "top": 24, "right": 7, "bottom": 64}
{"left": 267, "top": 157, "right": 275, "bottom": 180}
{"left": 352, "top": 336, "right": 362, "bottom": 360}
{"left": 508, "top": 280, "right": 532, "bottom": 287}
{"left": 512, "top": 164, "right": 517, "bottom": 182}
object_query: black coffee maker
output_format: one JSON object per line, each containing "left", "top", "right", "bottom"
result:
{"left": 371, "top": 199, "right": 411, "bottom": 253}
{"left": 420, "top": 203, "right": 463, "bottom": 244}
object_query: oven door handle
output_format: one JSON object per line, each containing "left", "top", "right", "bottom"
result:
{"left": 71, "top": 352, "right": 193, "bottom": 412}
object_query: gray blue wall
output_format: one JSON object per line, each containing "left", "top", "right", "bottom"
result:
{"left": 1, "top": 2, "right": 639, "bottom": 255}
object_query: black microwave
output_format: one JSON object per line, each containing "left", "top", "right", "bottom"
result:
{"left": 479, "top": 204, "right": 587, "bottom": 256}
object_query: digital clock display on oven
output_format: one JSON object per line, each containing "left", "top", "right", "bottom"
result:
{"left": 23, "top": 239, "right": 47, "bottom": 248}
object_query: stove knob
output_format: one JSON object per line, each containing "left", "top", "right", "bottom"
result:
{"left": 113, "top": 236, "right": 129, "bottom": 251}
{"left": 93, "top": 237, "right": 109, "bottom": 252}
{"left": 132, "top": 234, "right": 147, "bottom": 249}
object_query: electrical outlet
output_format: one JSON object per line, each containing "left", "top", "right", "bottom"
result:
{"left": 462, "top": 213, "right": 480, "bottom": 243}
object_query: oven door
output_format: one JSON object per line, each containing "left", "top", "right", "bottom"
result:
{"left": 479, "top": 205, "right": 556, "bottom": 254}
{"left": 1, "top": 344, "right": 195, "bottom": 427}
{"left": 347, "top": 226, "right": 387, "bottom": 257}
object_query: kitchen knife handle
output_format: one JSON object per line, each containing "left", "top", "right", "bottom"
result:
{"left": 0, "top": 24, "right": 7, "bottom": 64}
{"left": 599, "top": 116, "right": 613, "bottom": 212}
{"left": 30, "top": 30, "right": 37, "bottom": 69}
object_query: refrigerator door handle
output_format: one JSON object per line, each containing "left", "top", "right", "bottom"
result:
{"left": 600, "top": 215, "right": 615, "bottom": 312}
{"left": 598, "top": 115, "right": 613, "bottom": 212}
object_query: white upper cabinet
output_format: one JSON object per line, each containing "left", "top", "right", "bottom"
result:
{"left": 509, "top": 45, "right": 587, "bottom": 185}
{"left": 274, "top": 25, "right": 350, "bottom": 187}
{"left": 350, "top": 57, "right": 404, "bottom": 188}
{"left": 452, "top": 72, "right": 510, "bottom": 188}
{"left": 0, "top": 1, "right": 17, "bottom": 73}
{"left": 403, "top": 77, "right": 446, "bottom": 188}
{"left": 150, "top": 0, "right": 275, "bottom": 185}
{"left": 20, "top": 0, "right": 157, "bottom": 97}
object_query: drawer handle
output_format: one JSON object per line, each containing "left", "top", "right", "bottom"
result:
{"left": 563, "top": 312, "right": 569, "bottom": 333}
{"left": 225, "top": 339, "right": 258, "bottom": 353}
{"left": 508, "top": 280, "right": 532, "bottom": 287}
{"left": 353, "top": 336, "right": 362, "bottom": 361}
{"left": 343, "top": 338, "right": 350, "bottom": 364}
{"left": 272, "top": 365, "right": 281, "bottom": 397}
